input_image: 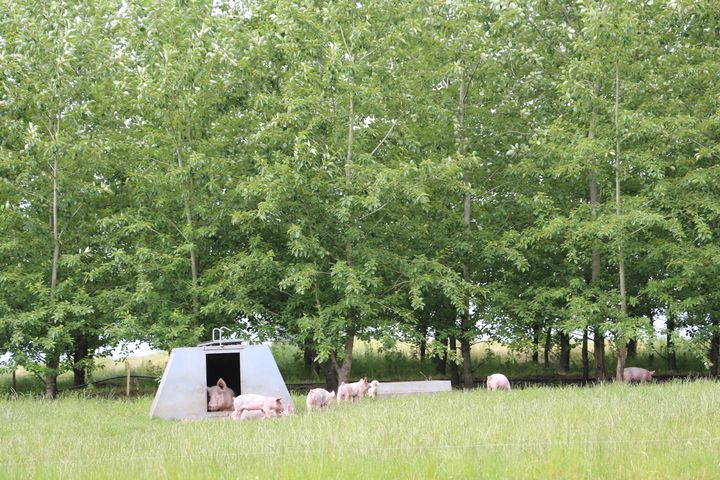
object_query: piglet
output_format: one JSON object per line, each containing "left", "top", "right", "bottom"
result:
{"left": 231, "top": 409, "right": 270, "bottom": 420}
{"left": 367, "top": 380, "right": 380, "bottom": 399}
{"left": 233, "top": 393, "right": 284, "bottom": 419}
{"left": 231, "top": 403, "right": 293, "bottom": 420}
{"left": 623, "top": 367, "right": 655, "bottom": 383}
{"left": 306, "top": 388, "right": 335, "bottom": 414}
{"left": 486, "top": 373, "right": 511, "bottom": 391}
{"left": 207, "top": 378, "right": 235, "bottom": 412}
{"left": 337, "top": 378, "right": 370, "bottom": 402}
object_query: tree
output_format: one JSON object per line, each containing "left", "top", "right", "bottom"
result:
{"left": 0, "top": 0, "right": 123, "bottom": 396}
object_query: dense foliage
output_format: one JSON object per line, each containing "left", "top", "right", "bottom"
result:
{"left": 1, "top": 0, "right": 719, "bottom": 395}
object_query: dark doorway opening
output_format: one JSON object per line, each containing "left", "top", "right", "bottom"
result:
{"left": 206, "top": 352, "right": 241, "bottom": 398}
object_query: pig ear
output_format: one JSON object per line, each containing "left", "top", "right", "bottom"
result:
{"left": 217, "top": 378, "right": 227, "bottom": 389}
{"left": 649, "top": 371, "right": 655, "bottom": 375}
{"left": 276, "top": 397, "right": 282, "bottom": 403}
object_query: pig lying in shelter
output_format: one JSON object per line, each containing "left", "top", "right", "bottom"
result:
{"left": 207, "top": 378, "right": 235, "bottom": 411}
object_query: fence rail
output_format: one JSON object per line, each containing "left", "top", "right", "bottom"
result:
{"left": 11, "top": 372, "right": 716, "bottom": 396}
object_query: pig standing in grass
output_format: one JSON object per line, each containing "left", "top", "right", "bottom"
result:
{"left": 337, "top": 378, "right": 370, "bottom": 402}
{"left": 233, "top": 393, "right": 284, "bottom": 419}
{"left": 306, "top": 388, "right": 335, "bottom": 414}
{"left": 207, "top": 378, "right": 235, "bottom": 411}
{"left": 232, "top": 403, "right": 294, "bottom": 420}
{"left": 367, "top": 380, "right": 380, "bottom": 399}
{"left": 486, "top": 373, "right": 511, "bottom": 391}
{"left": 623, "top": 367, "right": 655, "bottom": 383}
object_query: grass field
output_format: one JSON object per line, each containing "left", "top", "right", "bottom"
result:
{"left": 1, "top": 381, "right": 719, "bottom": 479}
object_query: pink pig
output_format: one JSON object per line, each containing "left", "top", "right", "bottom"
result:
{"left": 207, "top": 378, "right": 235, "bottom": 412}
{"left": 231, "top": 403, "right": 293, "bottom": 420}
{"left": 623, "top": 367, "right": 655, "bottom": 383}
{"left": 233, "top": 393, "right": 284, "bottom": 419}
{"left": 231, "top": 404, "right": 293, "bottom": 420}
{"left": 231, "top": 409, "right": 269, "bottom": 420}
{"left": 306, "top": 388, "right": 335, "bottom": 414}
{"left": 337, "top": 378, "right": 370, "bottom": 403}
{"left": 486, "top": 373, "right": 511, "bottom": 391}
{"left": 367, "top": 380, "right": 380, "bottom": 399}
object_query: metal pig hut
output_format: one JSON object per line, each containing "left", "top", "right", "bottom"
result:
{"left": 150, "top": 340, "right": 293, "bottom": 420}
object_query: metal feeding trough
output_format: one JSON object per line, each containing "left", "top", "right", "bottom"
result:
{"left": 150, "top": 328, "right": 293, "bottom": 420}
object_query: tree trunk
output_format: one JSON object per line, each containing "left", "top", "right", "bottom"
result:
{"left": 72, "top": 335, "right": 90, "bottom": 387}
{"left": 303, "top": 341, "right": 323, "bottom": 377}
{"left": 613, "top": 59, "right": 628, "bottom": 383}
{"left": 303, "top": 345, "right": 314, "bottom": 371}
{"left": 582, "top": 327, "right": 589, "bottom": 382}
{"left": 46, "top": 118, "right": 61, "bottom": 400}
{"left": 588, "top": 99, "right": 606, "bottom": 382}
{"left": 332, "top": 93, "right": 358, "bottom": 385}
{"left": 176, "top": 142, "right": 200, "bottom": 322}
{"left": 559, "top": 331, "right": 570, "bottom": 373}
{"left": 543, "top": 328, "right": 552, "bottom": 368}
{"left": 419, "top": 333, "right": 427, "bottom": 363}
{"left": 460, "top": 335, "right": 473, "bottom": 389}
{"left": 626, "top": 339, "right": 637, "bottom": 359}
{"left": 448, "top": 336, "right": 460, "bottom": 387}
{"left": 666, "top": 315, "right": 677, "bottom": 371}
{"left": 322, "top": 360, "right": 339, "bottom": 392}
{"left": 458, "top": 77, "right": 474, "bottom": 390}
{"left": 532, "top": 322, "right": 540, "bottom": 364}
{"left": 45, "top": 355, "right": 59, "bottom": 399}
{"left": 331, "top": 329, "right": 355, "bottom": 384}
{"left": 648, "top": 313, "right": 655, "bottom": 367}
{"left": 709, "top": 315, "right": 719, "bottom": 377}
{"left": 594, "top": 327, "right": 607, "bottom": 380}
{"left": 434, "top": 341, "right": 448, "bottom": 375}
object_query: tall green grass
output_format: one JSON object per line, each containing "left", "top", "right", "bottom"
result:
{"left": 1, "top": 381, "right": 718, "bottom": 479}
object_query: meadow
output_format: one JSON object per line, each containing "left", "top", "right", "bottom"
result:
{"left": 1, "top": 381, "right": 719, "bottom": 479}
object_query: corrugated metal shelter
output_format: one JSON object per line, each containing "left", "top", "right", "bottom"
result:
{"left": 150, "top": 337, "right": 292, "bottom": 420}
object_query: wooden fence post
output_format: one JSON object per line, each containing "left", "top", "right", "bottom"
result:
{"left": 125, "top": 361, "right": 131, "bottom": 397}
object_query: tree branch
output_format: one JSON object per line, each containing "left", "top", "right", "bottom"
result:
{"left": 370, "top": 121, "right": 397, "bottom": 157}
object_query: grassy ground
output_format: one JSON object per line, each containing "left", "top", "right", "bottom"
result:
{"left": 1, "top": 380, "right": 719, "bottom": 479}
